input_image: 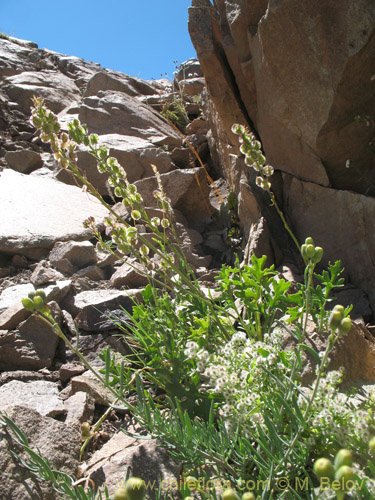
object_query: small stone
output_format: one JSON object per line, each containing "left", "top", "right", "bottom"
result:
{"left": 50, "top": 240, "right": 97, "bottom": 270}
{"left": 75, "top": 265, "right": 106, "bottom": 281}
{"left": 59, "top": 362, "right": 86, "bottom": 383}
{"left": 0, "top": 380, "right": 65, "bottom": 416}
{"left": 64, "top": 391, "right": 95, "bottom": 425}
{"left": 71, "top": 372, "right": 116, "bottom": 405}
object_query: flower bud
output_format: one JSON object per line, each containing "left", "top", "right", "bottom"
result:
{"left": 22, "top": 297, "right": 35, "bottom": 312}
{"left": 338, "top": 317, "right": 352, "bottom": 335}
{"left": 329, "top": 310, "right": 343, "bottom": 330}
{"left": 123, "top": 477, "right": 146, "bottom": 500}
{"left": 306, "top": 244, "right": 315, "bottom": 259}
{"left": 305, "top": 237, "right": 314, "bottom": 246}
{"left": 312, "top": 246, "right": 323, "bottom": 264}
{"left": 28, "top": 290, "right": 36, "bottom": 299}
{"left": 223, "top": 489, "right": 241, "bottom": 500}
{"left": 33, "top": 295, "right": 46, "bottom": 312}
{"left": 313, "top": 458, "right": 335, "bottom": 481}
{"left": 35, "top": 289, "right": 47, "bottom": 303}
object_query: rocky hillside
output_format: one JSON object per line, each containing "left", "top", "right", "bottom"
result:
{"left": 0, "top": 1, "right": 375, "bottom": 496}
{"left": 0, "top": 35, "right": 233, "bottom": 498}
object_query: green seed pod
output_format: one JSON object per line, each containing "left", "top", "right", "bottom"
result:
{"left": 329, "top": 309, "right": 343, "bottom": 330}
{"left": 28, "top": 290, "right": 36, "bottom": 299}
{"left": 333, "top": 305, "right": 345, "bottom": 315}
{"left": 301, "top": 244, "right": 308, "bottom": 261}
{"left": 185, "top": 476, "right": 198, "bottom": 491}
{"left": 131, "top": 210, "right": 142, "bottom": 221}
{"left": 33, "top": 295, "right": 46, "bottom": 312}
{"left": 339, "top": 317, "right": 352, "bottom": 335}
{"left": 35, "top": 289, "right": 47, "bottom": 303}
{"left": 369, "top": 436, "right": 375, "bottom": 455}
{"left": 334, "top": 449, "right": 353, "bottom": 470}
{"left": 258, "top": 154, "right": 266, "bottom": 165}
{"left": 305, "top": 237, "right": 314, "bottom": 246}
{"left": 313, "top": 458, "right": 335, "bottom": 481}
{"left": 123, "top": 478, "right": 146, "bottom": 500}
{"left": 81, "top": 422, "right": 91, "bottom": 439}
{"left": 222, "top": 489, "right": 241, "bottom": 500}
{"left": 312, "top": 246, "right": 323, "bottom": 264}
{"left": 22, "top": 297, "right": 35, "bottom": 312}
{"left": 306, "top": 244, "right": 315, "bottom": 259}
{"left": 242, "top": 492, "right": 256, "bottom": 500}
{"left": 113, "top": 486, "right": 128, "bottom": 500}
{"left": 334, "top": 465, "right": 355, "bottom": 492}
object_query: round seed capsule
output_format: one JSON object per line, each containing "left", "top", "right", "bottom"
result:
{"left": 223, "top": 489, "right": 241, "bottom": 500}
{"left": 313, "top": 458, "right": 335, "bottom": 481}
{"left": 123, "top": 478, "right": 146, "bottom": 500}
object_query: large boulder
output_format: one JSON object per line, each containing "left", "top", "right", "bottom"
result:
{"left": 188, "top": 0, "right": 375, "bottom": 311}
{"left": 79, "top": 91, "right": 182, "bottom": 148}
{"left": 4, "top": 70, "right": 81, "bottom": 114}
{"left": 0, "top": 169, "right": 109, "bottom": 258}
{"left": 0, "top": 405, "right": 80, "bottom": 500}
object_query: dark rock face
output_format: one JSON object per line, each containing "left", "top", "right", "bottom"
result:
{"left": 188, "top": 0, "right": 375, "bottom": 313}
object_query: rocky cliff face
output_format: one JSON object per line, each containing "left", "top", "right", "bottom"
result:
{"left": 188, "top": 0, "right": 375, "bottom": 313}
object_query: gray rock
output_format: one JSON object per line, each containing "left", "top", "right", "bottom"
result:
{"left": 30, "top": 260, "right": 66, "bottom": 286}
{"left": 86, "top": 430, "right": 179, "bottom": 499}
{"left": 49, "top": 240, "right": 97, "bottom": 270}
{"left": 0, "top": 303, "right": 31, "bottom": 330}
{"left": 71, "top": 372, "right": 116, "bottom": 405}
{"left": 284, "top": 176, "right": 375, "bottom": 316}
{"left": 5, "top": 149, "right": 43, "bottom": 173}
{"left": 0, "top": 302, "right": 61, "bottom": 371}
{"left": 74, "top": 265, "right": 106, "bottom": 281}
{"left": 4, "top": 70, "right": 80, "bottom": 114}
{"left": 135, "top": 167, "right": 212, "bottom": 229}
{"left": 0, "top": 283, "right": 34, "bottom": 313}
{"left": 64, "top": 391, "right": 95, "bottom": 425}
{"left": 69, "top": 288, "right": 142, "bottom": 331}
{"left": 0, "top": 381, "right": 64, "bottom": 416}
{"left": 43, "top": 280, "right": 72, "bottom": 303}
{"left": 84, "top": 70, "right": 157, "bottom": 98}
{"left": 59, "top": 362, "right": 85, "bottom": 383}
{"left": 0, "top": 38, "right": 36, "bottom": 77}
{"left": 110, "top": 258, "right": 149, "bottom": 289}
{"left": 0, "top": 405, "right": 80, "bottom": 500}
{"left": 0, "top": 169, "right": 109, "bottom": 256}
{"left": 79, "top": 91, "right": 181, "bottom": 148}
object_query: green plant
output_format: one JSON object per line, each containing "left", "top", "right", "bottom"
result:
{"left": 161, "top": 96, "right": 190, "bottom": 132}
{"left": 8, "top": 99, "right": 375, "bottom": 500}
{"left": 0, "top": 413, "right": 109, "bottom": 500}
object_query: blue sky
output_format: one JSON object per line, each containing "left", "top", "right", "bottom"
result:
{"left": 0, "top": 0, "right": 196, "bottom": 81}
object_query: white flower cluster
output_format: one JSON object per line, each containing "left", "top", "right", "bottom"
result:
{"left": 185, "top": 329, "right": 293, "bottom": 435}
